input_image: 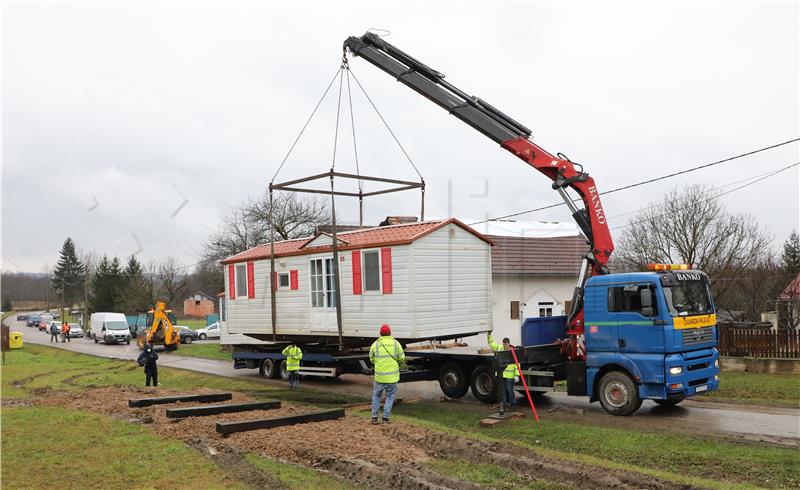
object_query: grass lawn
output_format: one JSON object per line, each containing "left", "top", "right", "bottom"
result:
{"left": 425, "top": 457, "right": 570, "bottom": 489}
{"left": 2, "top": 407, "right": 244, "bottom": 489}
{"left": 708, "top": 371, "right": 800, "bottom": 408}
{"left": 246, "top": 453, "right": 359, "bottom": 489}
{"left": 176, "top": 318, "right": 209, "bottom": 330}
{"left": 174, "top": 342, "right": 231, "bottom": 361}
{"left": 390, "top": 402, "right": 800, "bottom": 489}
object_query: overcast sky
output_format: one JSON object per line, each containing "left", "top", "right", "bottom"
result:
{"left": 2, "top": 0, "right": 798, "bottom": 273}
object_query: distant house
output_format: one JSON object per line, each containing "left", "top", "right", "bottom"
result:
{"left": 779, "top": 272, "right": 800, "bottom": 300}
{"left": 183, "top": 292, "right": 215, "bottom": 318}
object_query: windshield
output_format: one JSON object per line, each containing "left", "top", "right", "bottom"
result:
{"left": 663, "top": 280, "right": 714, "bottom": 316}
{"left": 105, "top": 321, "right": 129, "bottom": 330}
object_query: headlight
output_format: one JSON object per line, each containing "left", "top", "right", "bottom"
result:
{"left": 669, "top": 366, "right": 683, "bottom": 375}
{"left": 714, "top": 359, "right": 719, "bottom": 368}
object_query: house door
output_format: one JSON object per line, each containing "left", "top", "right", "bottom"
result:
{"left": 310, "top": 257, "right": 338, "bottom": 332}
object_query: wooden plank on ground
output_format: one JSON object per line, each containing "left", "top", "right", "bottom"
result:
{"left": 480, "top": 412, "right": 525, "bottom": 427}
{"left": 216, "top": 408, "right": 345, "bottom": 435}
{"left": 166, "top": 400, "right": 281, "bottom": 418}
{"left": 343, "top": 397, "right": 422, "bottom": 410}
{"left": 128, "top": 393, "right": 232, "bottom": 408}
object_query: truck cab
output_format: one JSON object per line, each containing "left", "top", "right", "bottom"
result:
{"left": 582, "top": 267, "right": 720, "bottom": 415}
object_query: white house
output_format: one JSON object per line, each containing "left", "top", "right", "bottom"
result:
{"left": 221, "top": 219, "right": 494, "bottom": 345}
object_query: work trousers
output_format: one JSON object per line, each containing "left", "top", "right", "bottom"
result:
{"left": 288, "top": 370, "right": 299, "bottom": 389}
{"left": 50, "top": 332, "right": 59, "bottom": 343}
{"left": 504, "top": 378, "right": 517, "bottom": 409}
{"left": 371, "top": 381, "right": 398, "bottom": 420}
{"left": 63, "top": 333, "right": 71, "bottom": 342}
{"left": 145, "top": 368, "right": 158, "bottom": 387}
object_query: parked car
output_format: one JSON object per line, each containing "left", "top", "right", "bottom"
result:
{"left": 38, "top": 315, "right": 54, "bottom": 332}
{"left": 17, "top": 314, "right": 28, "bottom": 321}
{"left": 196, "top": 322, "right": 221, "bottom": 340}
{"left": 67, "top": 323, "right": 84, "bottom": 338}
{"left": 175, "top": 326, "right": 199, "bottom": 344}
{"left": 26, "top": 314, "right": 42, "bottom": 327}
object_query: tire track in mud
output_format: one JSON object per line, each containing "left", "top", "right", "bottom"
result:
{"left": 315, "top": 457, "right": 484, "bottom": 490}
{"left": 389, "top": 428, "right": 695, "bottom": 490}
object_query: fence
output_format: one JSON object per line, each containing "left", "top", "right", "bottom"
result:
{"left": 718, "top": 327, "right": 800, "bottom": 359}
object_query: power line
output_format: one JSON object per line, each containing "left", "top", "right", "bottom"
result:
{"left": 610, "top": 162, "right": 799, "bottom": 231}
{"left": 470, "top": 137, "right": 799, "bottom": 225}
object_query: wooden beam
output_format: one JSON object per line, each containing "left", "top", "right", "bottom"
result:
{"left": 215, "top": 408, "right": 345, "bottom": 435}
{"left": 165, "top": 400, "right": 281, "bottom": 418}
{"left": 128, "top": 393, "right": 232, "bottom": 408}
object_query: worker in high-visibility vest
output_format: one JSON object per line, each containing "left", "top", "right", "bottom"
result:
{"left": 488, "top": 333, "right": 520, "bottom": 413}
{"left": 369, "top": 324, "right": 405, "bottom": 425}
{"left": 282, "top": 344, "right": 303, "bottom": 389}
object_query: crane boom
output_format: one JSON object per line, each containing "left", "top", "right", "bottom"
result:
{"left": 344, "top": 32, "right": 614, "bottom": 341}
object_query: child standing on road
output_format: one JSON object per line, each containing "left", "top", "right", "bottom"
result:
{"left": 137, "top": 343, "right": 159, "bottom": 387}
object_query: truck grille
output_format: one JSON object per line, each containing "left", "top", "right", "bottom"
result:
{"left": 683, "top": 326, "right": 713, "bottom": 346}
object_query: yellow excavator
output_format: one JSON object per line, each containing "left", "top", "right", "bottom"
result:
{"left": 137, "top": 301, "right": 180, "bottom": 351}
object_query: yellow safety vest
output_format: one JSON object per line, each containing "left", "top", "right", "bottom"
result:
{"left": 369, "top": 336, "right": 405, "bottom": 384}
{"left": 488, "top": 334, "right": 520, "bottom": 379}
{"left": 282, "top": 345, "right": 303, "bottom": 371}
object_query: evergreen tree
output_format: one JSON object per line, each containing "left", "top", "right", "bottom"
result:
{"left": 50, "top": 238, "right": 85, "bottom": 307}
{"left": 88, "top": 255, "right": 119, "bottom": 312}
{"left": 782, "top": 230, "right": 800, "bottom": 277}
{"left": 118, "top": 255, "right": 152, "bottom": 313}
{"left": 2, "top": 296, "right": 12, "bottom": 312}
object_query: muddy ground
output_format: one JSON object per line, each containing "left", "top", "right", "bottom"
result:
{"left": 6, "top": 383, "right": 702, "bottom": 490}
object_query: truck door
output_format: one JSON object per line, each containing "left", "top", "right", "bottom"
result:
{"left": 584, "top": 284, "right": 618, "bottom": 352}
{"left": 609, "top": 283, "right": 664, "bottom": 354}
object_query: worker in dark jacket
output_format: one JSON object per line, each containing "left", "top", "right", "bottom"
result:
{"left": 49, "top": 323, "right": 60, "bottom": 343}
{"left": 137, "top": 343, "right": 159, "bottom": 387}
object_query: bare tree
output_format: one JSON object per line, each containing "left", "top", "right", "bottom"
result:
{"left": 615, "top": 184, "right": 772, "bottom": 305}
{"left": 200, "top": 192, "right": 329, "bottom": 268}
{"left": 156, "top": 257, "right": 189, "bottom": 306}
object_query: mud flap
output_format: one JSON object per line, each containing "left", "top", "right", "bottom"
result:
{"left": 566, "top": 360, "right": 587, "bottom": 396}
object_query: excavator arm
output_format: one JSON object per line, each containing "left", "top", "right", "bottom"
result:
{"left": 138, "top": 301, "right": 179, "bottom": 351}
{"left": 344, "top": 32, "right": 614, "bottom": 342}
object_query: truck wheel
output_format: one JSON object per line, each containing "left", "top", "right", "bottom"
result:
{"left": 598, "top": 371, "right": 641, "bottom": 416}
{"left": 653, "top": 396, "right": 685, "bottom": 407}
{"left": 279, "top": 360, "right": 290, "bottom": 381}
{"left": 260, "top": 359, "right": 279, "bottom": 379}
{"left": 469, "top": 364, "right": 498, "bottom": 404}
{"left": 438, "top": 363, "right": 469, "bottom": 399}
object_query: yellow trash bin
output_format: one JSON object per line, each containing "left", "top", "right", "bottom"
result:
{"left": 9, "top": 331, "right": 23, "bottom": 349}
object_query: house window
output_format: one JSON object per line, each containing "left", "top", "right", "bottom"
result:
{"left": 363, "top": 250, "right": 380, "bottom": 292}
{"left": 607, "top": 284, "right": 658, "bottom": 316}
{"left": 325, "top": 258, "right": 337, "bottom": 307}
{"left": 510, "top": 301, "right": 520, "bottom": 320}
{"left": 235, "top": 264, "right": 247, "bottom": 298}
{"left": 278, "top": 272, "right": 290, "bottom": 290}
{"left": 538, "top": 301, "right": 554, "bottom": 317}
{"left": 310, "top": 259, "right": 324, "bottom": 307}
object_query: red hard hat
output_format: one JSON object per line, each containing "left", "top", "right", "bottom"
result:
{"left": 380, "top": 324, "right": 391, "bottom": 336}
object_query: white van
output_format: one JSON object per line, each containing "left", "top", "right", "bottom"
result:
{"left": 90, "top": 312, "right": 132, "bottom": 345}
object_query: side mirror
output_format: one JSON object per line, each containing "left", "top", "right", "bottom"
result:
{"left": 640, "top": 288, "right": 654, "bottom": 317}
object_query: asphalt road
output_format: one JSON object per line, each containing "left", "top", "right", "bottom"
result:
{"left": 9, "top": 316, "right": 800, "bottom": 446}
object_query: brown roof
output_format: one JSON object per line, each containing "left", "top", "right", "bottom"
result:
{"left": 489, "top": 235, "right": 587, "bottom": 275}
{"left": 222, "top": 219, "right": 493, "bottom": 264}
{"left": 780, "top": 273, "right": 800, "bottom": 300}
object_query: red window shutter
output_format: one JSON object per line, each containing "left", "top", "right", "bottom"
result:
{"left": 290, "top": 269, "right": 299, "bottom": 290}
{"left": 381, "top": 247, "right": 392, "bottom": 294}
{"left": 352, "top": 251, "right": 362, "bottom": 295}
{"left": 246, "top": 262, "right": 255, "bottom": 299}
{"left": 228, "top": 264, "right": 235, "bottom": 300}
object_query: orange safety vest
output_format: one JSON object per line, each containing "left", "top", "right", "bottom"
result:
{"left": 63, "top": 324, "right": 70, "bottom": 333}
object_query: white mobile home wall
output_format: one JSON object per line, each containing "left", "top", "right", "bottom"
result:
{"left": 225, "top": 222, "right": 492, "bottom": 342}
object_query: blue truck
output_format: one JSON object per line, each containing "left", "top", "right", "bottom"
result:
{"left": 228, "top": 33, "right": 720, "bottom": 416}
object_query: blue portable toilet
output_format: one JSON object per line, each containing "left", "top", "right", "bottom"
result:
{"left": 521, "top": 316, "right": 567, "bottom": 346}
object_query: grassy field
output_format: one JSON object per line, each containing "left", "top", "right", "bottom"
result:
{"left": 3, "top": 345, "right": 799, "bottom": 489}
{"left": 2, "top": 407, "right": 244, "bottom": 489}
{"left": 388, "top": 403, "right": 800, "bottom": 489}
{"left": 708, "top": 371, "right": 800, "bottom": 408}
{"left": 174, "top": 342, "right": 231, "bottom": 361}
